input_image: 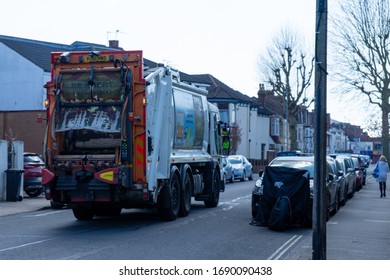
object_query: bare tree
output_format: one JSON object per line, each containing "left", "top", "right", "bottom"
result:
{"left": 331, "top": 0, "right": 390, "bottom": 159}
{"left": 259, "top": 27, "right": 314, "bottom": 150}
{"left": 229, "top": 123, "right": 241, "bottom": 155}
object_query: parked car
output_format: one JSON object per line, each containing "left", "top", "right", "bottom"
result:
{"left": 228, "top": 155, "right": 253, "bottom": 181}
{"left": 359, "top": 154, "right": 371, "bottom": 168}
{"left": 330, "top": 154, "right": 357, "bottom": 199}
{"left": 276, "top": 150, "right": 303, "bottom": 157}
{"left": 351, "top": 154, "right": 367, "bottom": 186}
{"left": 327, "top": 157, "right": 347, "bottom": 207}
{"left": 221, "top": 156, "right": 233, "bottom": 184}
{"left": 351, "top": 156, "right": 364, "bottom": 191}
{"left": 252, "top": 156, "right": 339, "bottom": 220}
{"left": 23, "top": 152, "right": 45, "bottom": 197}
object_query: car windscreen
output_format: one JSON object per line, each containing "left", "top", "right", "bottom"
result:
{"left": 270, "top": 160, "right": 314, "bottom": 178}
{"left": 229, "top": 158, "right": 242, "bottom": 164}
{"left": 24, "top": 155, "right": 44, "bottom": 164}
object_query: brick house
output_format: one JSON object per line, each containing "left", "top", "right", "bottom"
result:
{"left": 0, "top": 35, "right": 121, "bottom": 154}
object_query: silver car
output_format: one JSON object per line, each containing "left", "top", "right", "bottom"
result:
{"left": 222, "top": 156, "right": 234, "bottom": 184}
{"left": 228, "top": 155, "right": 253, "bottom": 181}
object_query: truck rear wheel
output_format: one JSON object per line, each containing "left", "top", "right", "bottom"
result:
{"left": 179, "top": 171, "right": 192, "bottom": 217}
{"left": 72, "top": 204, "right": 95, "bottom": 221}
{"left": 158, "top": 171, "right": 181, "bottom": 221}
{"left": 204, "top": 170, "right": 220, "bottom": 208}
{"left": 95, "top": 206, "right": 122, "bottom": 217}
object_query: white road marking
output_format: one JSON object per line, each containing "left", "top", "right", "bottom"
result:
{"left": 24, "top": 210, "right": 69, "bottom": 217}
{"left": 268, "top": 235, "right": 303, "bottom": 260}
{"left": 365, "top": 219, "right": 390, "bottom": 223}
{"left": 0, "top": 239, "right": 52, "bottom": 252}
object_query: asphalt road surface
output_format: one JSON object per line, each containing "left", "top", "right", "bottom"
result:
{"left": 0, "top": 176, "right": 311, "bottom": 260}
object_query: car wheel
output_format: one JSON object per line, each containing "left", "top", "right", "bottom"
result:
{"left": 25, "top": 188, "right": 43, "bottom": 198}
{"left": 223, "top": 173, "right": 227, "bottom": 186}
{"left": 240, "top": 171, "right": 246, "bottom": 182}
{"left": 251, "top": 199, "right": 258, "bottom": 219}
{"left": 248, "top": 171, "right": 253, "bottom": 181}
{"left": 331, "top": 191, "right": 340, "bottom": 216}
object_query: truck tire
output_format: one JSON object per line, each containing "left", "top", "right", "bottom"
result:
{"left": 95, "top": 206, "right": 122, "bottom": 217}
{"left": 204, "top": 170, "right": 220, "bottom": 208}
{"left": 158, "top": 171, "right": 181, "bottom": 221}
{"left": 50, "top": 199, "right": 65, "bottom": 209}
{"left": 179, "top": 171, "right": 192, "bottom": 217}
{"left": 72, "top": 204, "right": 95, "bottom": 221}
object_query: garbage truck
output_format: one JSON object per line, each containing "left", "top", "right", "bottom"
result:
{"left": 42, "top": 50, "right": 225, "bottom": 221}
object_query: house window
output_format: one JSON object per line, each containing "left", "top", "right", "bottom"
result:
{"left": 219, "top": 109, "right": 229, "bottom": 124}
{"left": 271, "top": 117, "right": 280, "bottom": 136}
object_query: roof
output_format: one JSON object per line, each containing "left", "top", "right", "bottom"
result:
{"left": 188, "top": 74, "right": 254, "bottom": 102}
{"left": 181, "top": 73, "right": 273, "bottom": 115}
{"left": 0, "top": 35, "right": 122, "bottom": 72}
{"left": 0, "top": 34, "right": 272, "bottom": 115}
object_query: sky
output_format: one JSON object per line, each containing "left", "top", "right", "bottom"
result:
{"left": 1, "top": 0, "right": 375, "bottom": 131}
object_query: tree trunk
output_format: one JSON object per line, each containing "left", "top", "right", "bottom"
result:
{"left": 382, "top": 107, "right": 390, "bottom": 160}
{"left": 289, "top": 112, "right": 298, "bottom": 150}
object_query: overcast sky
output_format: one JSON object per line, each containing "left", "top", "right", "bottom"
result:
{"left": 1, "top": 0, "right": 374, "bottom": 130}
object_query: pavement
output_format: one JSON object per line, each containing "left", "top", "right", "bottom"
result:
{"left": 0, "top": 164, "right": 389, "bottom": 260}
{"left": 0, "top": 193, "right": 51, "bottom": 217}
{"left": 296, "top": 164, "right": 390, "bottom": 260}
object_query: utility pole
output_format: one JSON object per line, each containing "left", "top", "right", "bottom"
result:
{"left": 313, "top": 0, "right": 328, "bottom": 260}
{"left": 285, "top": 87, "right": 289, "bottom": 151}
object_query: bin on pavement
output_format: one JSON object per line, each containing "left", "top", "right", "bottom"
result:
{"left": 5, "top": 169, "right": 24, "bottom": 202}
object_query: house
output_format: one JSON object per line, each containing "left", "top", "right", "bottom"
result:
{"left": 0, "top": 35, "right": 122, "bottom": 153}
{"left": 1, "top": 35, "right": 276, "bottom": 164}
{"left": 255, "top": 83, "right": 318, "bottom": 153}
{"left": 0, "top": 34, "right": 375, "bottom": 166}
{"left": 179, "top": 72, "right": 275, "bottom": 164}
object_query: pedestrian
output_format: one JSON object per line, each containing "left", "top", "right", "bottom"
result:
{"left": 375, "top": 155, "right": 389, "bottom": 198}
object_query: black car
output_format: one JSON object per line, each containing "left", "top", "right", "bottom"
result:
{"left": 252, "top": 156, "right": 340, "bottom": 221}
{"left": 251, "top": 165, "right": 312, "bottom": 230}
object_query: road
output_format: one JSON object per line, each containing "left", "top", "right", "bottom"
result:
{"left": 0, "top": 176, "right": 311, "bottom": 260}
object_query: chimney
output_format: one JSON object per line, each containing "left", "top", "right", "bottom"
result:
{"left": 109, "top": 40, "right": 119, "bottom": 48}
{"left": 257, "top": 83, "right": 266, "bottom": 106}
